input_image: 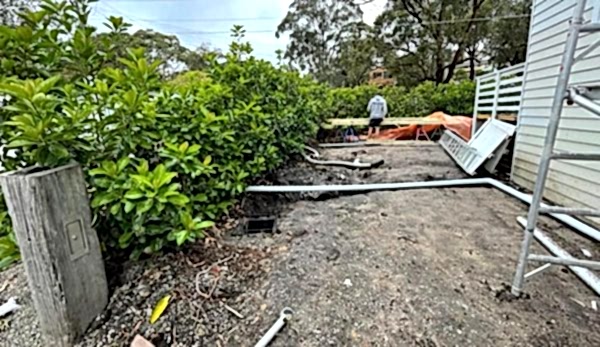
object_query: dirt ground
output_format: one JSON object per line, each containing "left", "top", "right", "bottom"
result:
{"left": 235, "top": 188, "right": 600, "bottom": 346}
{"left": 1, "top": 143, "right": 599, "bottom": 346}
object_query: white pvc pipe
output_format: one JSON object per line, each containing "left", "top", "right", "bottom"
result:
{"left": 303, "top": 146, "right": 382, "bottom": 169}
{"left": 247, "top": 178, "right": 600, "bottom": 242}
{"left": 528, "top": 254, "right": 600, "bottom": 270}
{"left": 304, "top": 156, "right": 376, "bottom": 169}
{"left": 304, "top": 146, "right": 320, "bottom": 158}
{"left": 524, "top": 263, "right": 552, "bottom": 279}
{"left": 517, "top": 217, "right": 600, "bottom": 296}
{"left": 254, "top": 308, "right": 293, "bottom": 347}
{"left": 246, "top": 178, "right": 490, "bottom": 193}
{"left": 488, "top": 179, "right": 600, "bottom": 242}
{"left": 318, "top": 142, "right": 371, "bottom": 148}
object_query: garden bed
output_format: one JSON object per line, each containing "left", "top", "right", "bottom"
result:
{"left": 1, "top": 143, "right": 599, "bottom": 346}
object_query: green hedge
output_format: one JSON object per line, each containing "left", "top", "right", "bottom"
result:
{"left": 0, "top": 0, "right": 326, "bottom": 261}
{"left": 328, "top": 80, "right": 476, "bottom": 119}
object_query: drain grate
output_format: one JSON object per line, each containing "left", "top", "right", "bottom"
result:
{"left": 244, "top": 216, "right": 277, "bottom": 234}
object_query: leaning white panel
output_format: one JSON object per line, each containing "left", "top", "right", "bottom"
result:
{"left": 440, "top": 119, "right": 516, "bottom": 175}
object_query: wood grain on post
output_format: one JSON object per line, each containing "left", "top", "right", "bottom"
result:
{"left": 0, "top": 163, "right": 108, "bottom": 346}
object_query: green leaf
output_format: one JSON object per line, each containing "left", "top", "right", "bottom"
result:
{"left": 174, "top": 230, "right": 189, "bottom": 246}
{"left": 2, "top": 105, "right": 26, "bottom": 113}
{"left": 91, "top": 191, "right": 119, "bottom": 208}
{"left": 118, "top": 57, "right": 138, "bottom": 72}
{"left": 117, "top": 157, "right": 130, "bottom": 173}
{"left": 166, "top": 183, "right": 181, "bottom": 192}
{"left": 101, "top": 161, "right": 118, "bottom": 177}
{"left": 88, "top": 168, "right": 107, "bottom": 176}
{"left": 137, "top": 160, "right": 149, "bottom": 174}
{"left": 130, "top": 247, "right": 143, "bottom": 260}
{"left": 136, "top": 199, "right": 153, "bottom": 214}
{"left": 193, "top": 194, "right": 208, "bottom": 202}
{"left": 131, "top": 174, "right": 153, "bottom": 189}
{"left": 179, "top": 142, "right": 189, "bottom": 152}
{"left": 37, "top": 75, "right": 62, "bottom": 94}
{"left": 124, "top": 201, "right": 135, "bottom": 213}
{"left": 168, "top": 194, "right": 189, "bottom": 206}
{"left": 110, "top": 203, "right": 121, "bottom": 215}
{"left": 118, "top": 231, "right": 134, "bottom": 247}
{"left": 6, "top": 139, "right": 37, "bottom": 148}
{"left": 49, "top": 144, "right": 69, "bottom": 160}
{"left": 179, "top": 211, "right": 194, "bottom": 229}
{"left": 125, "top": 190, "right": 144, "bottom": 200}
{"left": 0, "top": 83, "right": 26, "bottom": 98}
{"left": 196, "top": 221, "right": 215, "bottom": 230}
{"left": 0, "top": 253, "right": 20, "bottom": 270}
{"left": 156, "top": 172, "right": 177, "bottom": 189}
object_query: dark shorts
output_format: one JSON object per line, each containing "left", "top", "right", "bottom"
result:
{"left": 369, "top": 118, "right": 383, "bottom": 127}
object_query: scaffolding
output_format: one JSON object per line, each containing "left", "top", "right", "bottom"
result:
{"left": 511, "top": 0, "right": 600, "bottom": 296}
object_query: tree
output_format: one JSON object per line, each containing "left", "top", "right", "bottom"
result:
{"left": 1, "top": 0, "right": 33, "bottom": 26}
{"left": 374, "top": 0, "right": 531, "bottom": 85}
{"left": 375, "top": 0, "right": 490, "bottom": 85}
{"left": 276, "top": 0, "right": 373, "bottom": 86}
{"left": 96, "top": 26, "right": 214, "bottom": 77}
{"left": 335, "top": 32, "right": 378, "bottom": 86}
{"left": 483, "top": 0, "right": 531, "bottom": 67}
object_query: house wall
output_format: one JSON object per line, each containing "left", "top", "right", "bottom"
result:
{"left": 512, "top": 0, "right": 600, "bottom": 213}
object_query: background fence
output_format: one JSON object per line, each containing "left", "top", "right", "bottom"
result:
{"left": 472, "top": 63, "right": 526, "bottom": 137}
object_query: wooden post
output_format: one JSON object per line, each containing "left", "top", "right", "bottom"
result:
{"left": 0, "top": 163, "right": 108, "bottom": 346}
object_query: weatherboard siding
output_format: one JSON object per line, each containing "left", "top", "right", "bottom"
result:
{"left": 513, "top": 0, "right": 600, "bottom": 214}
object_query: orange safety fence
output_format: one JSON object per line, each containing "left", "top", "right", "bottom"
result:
{"left": 374, "top": 112, "right": 472, "bottom": 141}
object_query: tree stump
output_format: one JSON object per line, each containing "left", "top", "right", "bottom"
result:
{"left": 0, "top": 163, "right": 108, "bottom": 346}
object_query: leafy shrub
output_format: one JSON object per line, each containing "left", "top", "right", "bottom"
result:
{"left": 327, "top": 80, "right": 475, "bottom": 119}
{"left": 0, "top": 1, "right": 325, "bottom": 260}
{"left": 0, "top": 194, "right": 19, "bottom": 270}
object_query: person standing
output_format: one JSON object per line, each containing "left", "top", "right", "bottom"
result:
{"left": 367, "top": 93, "right": 388, "bottom": 138}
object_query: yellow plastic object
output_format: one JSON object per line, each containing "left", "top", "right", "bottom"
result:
{"left": 150, "top": 295, "right": 171, "bottom": 324}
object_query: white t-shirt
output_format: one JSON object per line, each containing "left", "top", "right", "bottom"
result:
{"left": 367, "top": 95, "right": 388, "bottom": 119}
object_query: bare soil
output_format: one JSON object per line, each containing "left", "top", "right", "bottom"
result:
{"left": 235, "top": 188, "right": 600, "bottom": 346}
{"left": 1, "top": 143, "right": 599, "bottom": 346}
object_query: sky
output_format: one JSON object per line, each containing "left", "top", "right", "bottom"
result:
{"left": 89, "top": 0, "right": 386, "bottom": 63}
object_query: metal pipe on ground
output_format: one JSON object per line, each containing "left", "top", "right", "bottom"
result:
{"left": 528, "top": 254, "right": 600, "bottom": 270}
{"left": 487, "top": 179, "right": 600, "bottom": 242}
{"left": 246, "top": 178, "right": 490, "bottom": 193}
{"left": 318, "top": 142, "right": 375, "bottom": 148}
{"left": 517, "top": 217, "right": 600, "bottom": 296}
{"left": 318, "top": 141, "right": 427, "bottom": 148}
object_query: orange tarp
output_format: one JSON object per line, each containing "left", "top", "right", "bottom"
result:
{"left": 375, "top": 112, "right": 472, "bottom": 141}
